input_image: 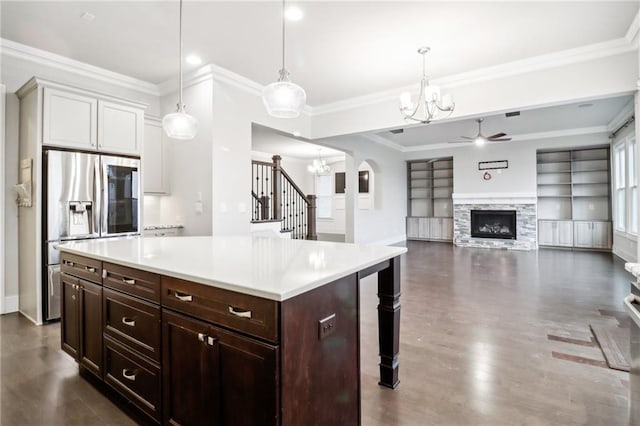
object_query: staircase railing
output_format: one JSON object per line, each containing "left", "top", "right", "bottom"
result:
{"left": 251, "top": 155, "right": 317, "bottom": 240}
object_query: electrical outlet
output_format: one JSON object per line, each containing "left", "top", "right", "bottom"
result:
{"left": 318, "top": 313, "right": 336, "bottom": 340}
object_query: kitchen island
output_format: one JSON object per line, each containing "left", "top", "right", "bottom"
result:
{"left": 57, "top": 236, "right": 406, "bottom": 425}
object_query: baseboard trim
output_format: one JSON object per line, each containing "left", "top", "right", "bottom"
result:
{"left": 1, "top": 295, "right": 18, "bottom": 314}
{"left": 613, "top": 246, "right": 636, "bottom": 263}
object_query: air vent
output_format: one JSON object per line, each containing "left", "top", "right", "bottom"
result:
{"left": 505, "top": 111, "right": 520, "bottom": 118}
{"left": 390, "top": 129, "right": 404, "bottom": 134}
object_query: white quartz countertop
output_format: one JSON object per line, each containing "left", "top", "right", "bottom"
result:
{"left": 625, "top": 262, "right": 640, "bottom": 278}
{"left": 57, "top": 236, "right": 407, "bottom": 301}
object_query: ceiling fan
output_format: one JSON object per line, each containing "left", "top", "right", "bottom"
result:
{"left": 449, "top": 118, "right": 512, "bottom": 146}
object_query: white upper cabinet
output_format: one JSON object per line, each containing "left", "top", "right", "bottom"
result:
{"left": 43, "top": 88, "right": 97, "bottom": 150}
{"left": 40, "top": 82, "right": 145, "bottom": 156}
{"left": 143, "top": 118, "right": 168, "bottom": 194}
{"left": 98, "top": 101, "right": 143, "bottom": 155}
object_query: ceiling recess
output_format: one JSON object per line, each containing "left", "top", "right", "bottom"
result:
{"left": 505, "top": 111, "right": 520, "bottom": 117}
{"left": 390, "top": 129, "right": 404, "bottom": 134}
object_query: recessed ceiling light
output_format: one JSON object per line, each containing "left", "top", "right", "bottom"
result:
{"left": 578, "top": 103, "right": 594, "bottom": 108}
{"left": 186, "top": 55, "right": 202, "bottom": 66}
{"left": 285, "top": 6, "right": 304, "bottom": 21}
{"left": 80, "top": 12, "right": 95, "bottom": 22}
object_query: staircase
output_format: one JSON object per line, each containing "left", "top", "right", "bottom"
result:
{"left": 251, "top": 155, "right": 317, "bottom": 240}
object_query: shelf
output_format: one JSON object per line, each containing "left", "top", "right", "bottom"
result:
{"left": 572, "top": 182, "right": 609, "bottom": 186}
{"left": 537, "top": 170, "right": 572, "bottom": 174}
{"left": 572, "top": 195, "right": 609, "bottom": 198}
{"left": 538, "top": 195, "right": 572, "bottom": 198}
{"left": 433, "top": 197, "right": 453, "bottom": 200}
{"left": 572, "top": 169, "right": 610, "bottom": 173}
{"left": 537, "top": 183, "right": 571, "bottom": 186}
{"left": 409, "top": 197, "right": 430, "bottom": 200}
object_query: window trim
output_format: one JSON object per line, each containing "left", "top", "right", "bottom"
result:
{"left": 612, "top": 132, "right": 637, "bottom": 237}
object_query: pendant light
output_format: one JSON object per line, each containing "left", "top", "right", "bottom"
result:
{"left": 262, "top": 0, "right": 306, "bottom": 118}
{"left": 162, "top": 0, "right": 198, "bottom": 140}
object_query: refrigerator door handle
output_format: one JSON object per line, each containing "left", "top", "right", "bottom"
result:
{"left": 95, "top": 155, "right": 102, "bottom": 237}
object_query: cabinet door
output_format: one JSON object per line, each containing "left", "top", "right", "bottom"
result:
{"left": 143, "top": 119, "right": 167, "bottom": 194}
{"left": 573, "top": 221, "right": 593, "bottom": 248}
{"left": 163, "top": 310, "right": 217, "bottom": 426}
{"left": 43, "top": 88, "right": 97, "bottom": 149}
{"left": 441, "top": 218, "right": 454, "bottom": 241}
{"left": 406, "top": 218, "right": 419, "bottom": 238}
{"left": 557, "top": 221, "right": 574, "bottom": 247}
{"left": 98, "top": 100, "right": 143, "bottom": 155}
{"left": 430, "top": 218, "right": 443, "bottom": 240}
{"left": 537, "top": 221, "right": 555, "bottom": 246}
{"left": 79, "top": 279, "right": 103, "bottom": 378}
{"left": 591, "top": 221, "right": 612, "bottom": 249}
{"left": 418, "top": 218, "right": 430, "bottom": 239}
{"left": 61, "top": 273, "right": 80, "bottom": 360}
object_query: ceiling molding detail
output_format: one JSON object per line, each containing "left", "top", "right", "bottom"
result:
{"left": 309, "top": 36, "right": 638, "bottom": 116}
{"left": 0, "top": 38, "right": 160, "bottom": 96}
{"left": 625, "top": 9, "right": 640, "bottom": 45}
{"left": 607, "top": 99, "right": 635, "bottom": 132}
{"left": 376, "top": 126, "right": 609, "bottom": 153}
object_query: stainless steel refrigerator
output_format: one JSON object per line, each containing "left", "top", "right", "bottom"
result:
{"left": 43, "top": 149, "right": 141, "bottom": 321}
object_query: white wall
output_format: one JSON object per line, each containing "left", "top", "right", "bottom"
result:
{"left": 3, "top": 92, "right": 19, "bottom": 313}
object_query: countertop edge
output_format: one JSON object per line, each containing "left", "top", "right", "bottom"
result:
{"left": 57, "top": 244, "right": 407, "bottom": 302}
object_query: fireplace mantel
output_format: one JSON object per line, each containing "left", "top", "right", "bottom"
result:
{"left": 452, "top": 193, "right": 537, "bottom": 205}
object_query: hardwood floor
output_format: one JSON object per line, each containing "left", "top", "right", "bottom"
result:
{"left": 1, "top": 241, "right": 632, "bottom": 425}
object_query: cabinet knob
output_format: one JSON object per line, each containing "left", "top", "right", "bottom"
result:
{"left": 122, "top": 369, "right": 137, "bottom": 381}
{"left": 198, "top": 333, "right": 206, "bottom": 342}
{"left": 207, "top": 336, "right": 217, "bottom": 346}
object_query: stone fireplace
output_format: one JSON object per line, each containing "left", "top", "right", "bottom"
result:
{"left": 453, "top": 194, "right": 537, "bottom": 250}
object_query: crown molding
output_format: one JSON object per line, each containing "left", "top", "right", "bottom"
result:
{"left": 309, "top": 36, "right": 637, "bottom": 116}
{"left": 626, "top": 9, "right": 640, "bottom": 46}
{"left": 1, "top": 38, "right": 160, "bottom": 96}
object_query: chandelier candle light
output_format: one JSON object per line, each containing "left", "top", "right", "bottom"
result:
{"left": 399, "top": 47, "right": 454, "bottom": 124}
{"left": 262, "top": 0, "right": 307, "bottom": 118}
{"left": 308, "top": 150, "right": 330, "bottom": 175}
{"left": 162, "top": 0, "right": 198, "bottom": 140}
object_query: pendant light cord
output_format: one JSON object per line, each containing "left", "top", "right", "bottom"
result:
{"left": 281, "top": 0, "right": 286, "bottom": 73}
{"left": 179, "top": 0, "right": 184, "bottom": 107}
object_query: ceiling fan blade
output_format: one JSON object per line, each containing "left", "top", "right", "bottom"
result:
{"left": 460, "top": 136, "right": 474, "bottom": 140}
{"left": 487, "top": 132, "right": 506, "bottom": 139}
{"left": 448, "top": 140, "right": 472, "bottom": 144}
{"left": 488, "top": 138, "right": 512, "bottom": 142}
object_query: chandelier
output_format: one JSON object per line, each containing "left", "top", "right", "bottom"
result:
{"left": 262, "top": 0, "right": 307, "bottom": 118}
{"left": 307, "top": 151, "right": 330, "bottom": 175}
{"left": 399, "top": 47, "right": 454, "bottom": 124}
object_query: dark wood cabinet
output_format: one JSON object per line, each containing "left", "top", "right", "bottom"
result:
{"left": 162, "top": 310, "right": 278, "bottom": 426}
{"left": 60, "top": 271, "right": 103, "bottom": 378}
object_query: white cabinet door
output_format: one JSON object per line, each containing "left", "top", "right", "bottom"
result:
{"left": 591, "top": 221, "right": 612, "bottom": 249}
{"left": 418, "top": 218, "right": 430, "bottom": 239}
{"left": 43, "top": 88, "right": 97, "bottom": 149}
{"left": 406, "top": 218, "right": 420, "bottom": 238}
{"left": 557, "top": 221, "right": 574, "bottom": 247}
{"left": 573, "top": 221, "right": 593, "bottom": 248}
{"left": 143, "top": 119, "right": 167, "bottom": 194}
{"left": 430, "top": 218, "right": 443, "bottom": 240}
{"left": 98, "top": 100, "right": 143, "bottom": 155}
{"left": 538, "top": 221, "right": 555, "bottom": 246}
{"left": 441, "top": 218, "right": 454, "bottom": 241}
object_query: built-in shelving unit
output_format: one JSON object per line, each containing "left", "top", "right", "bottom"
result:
{"left": 406, "top": 157, "right": 454, "bottom": 242}
{"left": 536, "top": 147, "right": 612, "bottom": 250}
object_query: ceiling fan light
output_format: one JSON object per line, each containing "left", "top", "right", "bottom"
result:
{"left": 163, "top": 107, "right": 199, "bottom": 140}
{"left": 262, "top": 80, "right": 306, "bottom": 118}
{"left": 474, "top": 136, "right": 486, "bottom": 146}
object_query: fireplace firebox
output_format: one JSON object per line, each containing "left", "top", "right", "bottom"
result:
{"left": 470, "top": 210, "right": 516, "bottom": 240}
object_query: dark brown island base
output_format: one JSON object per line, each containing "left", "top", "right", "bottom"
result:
{"left": 58, "top": 238, "right": 404, "bottom": 425}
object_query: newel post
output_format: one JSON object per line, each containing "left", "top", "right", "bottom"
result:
{"left": 272, "top": 155, "right": 282, "bottom": 220}
{"left": 306, "top": 194, "right": 318, "bottom": 240}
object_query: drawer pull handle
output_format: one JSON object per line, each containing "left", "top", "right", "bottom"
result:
{"left": 85, "top": 266, "right": 96, "bottom": 273}
{"left": 228, "top": 306, "right": 252, "bottom": 319}
{"left": 122, "top": 369, "right": 137, "bottom": 381}
{"left": 121, "top": 317, "right": 136, "bottom": 327}
{"left": 175, "top": 292, "right": 193, "bottom": 302}
{"left": 65, "top": 261, "right": 75, "bottom": 267}
{"left": 122, "top": 278, "right": 136, "bottom": 285}
{"left": 207, "top": 336, "right": 217, "bottom": 346}
{"left": 198, "top": 333, "right": 206, "bottom": 342}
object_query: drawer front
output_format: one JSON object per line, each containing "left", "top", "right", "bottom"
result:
{"left": 61, "top": 252, "right": 102, "bottom": 284}
{"left": 103, "top": 288, "right": 161, "bottom": 362}
{"left": 162, "top": 276, "right": 279, "bottom": 343}
{"left": 103, "top": 262, "right": 160, "bottom": 303}
{"left": 104, "top": 336, "right": 161, "bottom": 423}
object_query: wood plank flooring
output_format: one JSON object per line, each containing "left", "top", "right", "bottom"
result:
{"left": 1, "top": 241, "right": 633, "bottom": 425}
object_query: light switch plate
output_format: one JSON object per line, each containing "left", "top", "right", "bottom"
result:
{"left": 318, "top": 313, "right": 336, "bottom": 340}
